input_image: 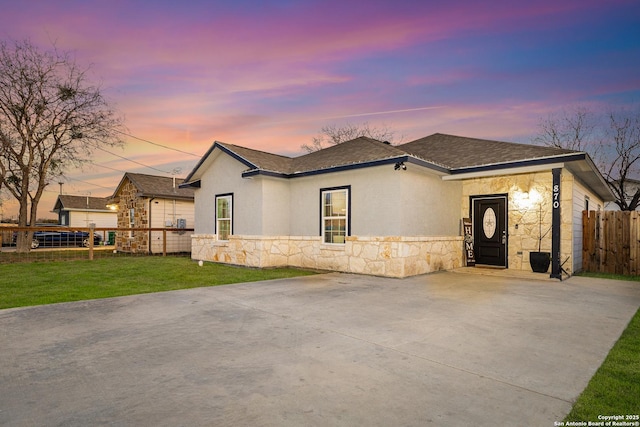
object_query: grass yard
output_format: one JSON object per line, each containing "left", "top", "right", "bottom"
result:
{"left": 0, "top": 257, "right": 317, "bottom": 309}
{"left": 564, "top": 273, "right": 640, "bottom": 422}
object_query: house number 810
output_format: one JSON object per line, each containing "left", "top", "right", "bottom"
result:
{"left": 552, "top": 184, "right": 560, "bottom": 209}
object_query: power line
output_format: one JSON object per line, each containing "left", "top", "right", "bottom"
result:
{"left": 94, "top": 146, "right": 171, "bottom": 174}
{"left": 61, "top": 175, "right": 115, "bottom": 191}
{"left": 88, "top": 162, "right": 127, "bottom": 174}
{"left": 115, "top": 130, "right": 201, "bottom": 157}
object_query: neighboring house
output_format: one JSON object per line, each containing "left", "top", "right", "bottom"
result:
{"left": 52, "top": 195, "right": 117, "bottom": 241}
{"left": 108, "top": 172, "right": 195, "bottom": 254}
{"left": 605, "top": 178, "right": 640, "bottom": 211}
{"left": 181, "top": 133, "right": 614, "bottom": 278}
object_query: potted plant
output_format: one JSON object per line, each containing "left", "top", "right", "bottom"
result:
{"left": 529, "top": 203, "right": 551, "bottom": 273}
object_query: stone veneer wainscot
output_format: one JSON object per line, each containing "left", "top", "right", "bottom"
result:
{"left": 191, "top": 235, "right": 464, "bottom": 278}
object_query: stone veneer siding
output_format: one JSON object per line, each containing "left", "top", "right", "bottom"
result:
{"left": 191, "top": 235, "right": 464, "bottom": 278}
{"left": 114, "top": 179, "right": 149, "bottom": 253}
{"left": 461, "top": 170, "right": 575, "bottom": 273}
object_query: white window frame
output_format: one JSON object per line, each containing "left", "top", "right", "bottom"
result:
{"left": 128, "top": 207, "right": 135, "bottom": 238}
{"left": 216, "top": 194, "right": 233, "bottom": 241}
{"left": 321, "top": 186, "right": 350, "bottom": 244}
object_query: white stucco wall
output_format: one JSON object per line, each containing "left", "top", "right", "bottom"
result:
{"left": 194, "top": 153, "right": 462, "bottom": 240}
{"left": 398, "top": 167, "right": 462, "bottom": 236}
{"left": 259, "top": 176, "right": 291, "bottom": 235}
{"left": 287, "top": 164, "right": 461, "bottom": 237}
{"left": 194, "top": 151, "right": 268, "bottom": 236}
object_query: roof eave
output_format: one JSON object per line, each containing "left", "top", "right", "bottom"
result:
{"left": 440, "top": 152, "right": 616, "bottom": 201}
{"left": 564, "top": 154, "right": 616, "bottom": 202}
{"left": 136, "top": 192, "right": 195, "bottom": 201}
{"left": 184, "top": 142, "right": 259, "bottom": 184}
{"left": 447, "top": 152, "right": 588, "bottom": 176}
{"left": 240, "top": 155, "right": 449, "bottom": 179}
{"left": 179, "top": 180, "right": 201, "bottom": 189}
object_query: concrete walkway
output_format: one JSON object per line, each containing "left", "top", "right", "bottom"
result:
{"left": 1, "top": 271, "right": 639, "bottom": 426}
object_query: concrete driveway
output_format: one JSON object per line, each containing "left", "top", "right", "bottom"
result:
{"left": 1, "top": 270, "right": 639, "bottom": 426}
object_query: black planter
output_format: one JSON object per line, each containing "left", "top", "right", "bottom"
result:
{"left": 529, "top": 251, "right": 551, "bottom": 273}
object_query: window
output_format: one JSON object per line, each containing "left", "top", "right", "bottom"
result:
{"left": 321, "top": 187, "right": 350, "bottom": 244}
{"left": 128, "top": 208, "right": 135, "bottom": 238}
{"left": 216, "top": 194, "right": 233, "bottom": 241}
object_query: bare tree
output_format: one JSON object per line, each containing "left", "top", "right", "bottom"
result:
{"left": 0, "top": 39, "right": 124, "bottom": 251}
{"left": 302, "top": 122, "right": 400, "bottom": 152}
{"left": 533, "top": 106, "right": 640, "bottom": 210}
{"left": 601, "top": 109, "right": 640, "bottom": 211}
{"left": 533, "top": 106, "right": 597, "bottom": 152}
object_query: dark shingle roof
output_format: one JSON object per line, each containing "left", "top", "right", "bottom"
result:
{"left": 221, "top": 134, "right": 579, "bottom": 175}
{"left": 55, "top": 195, "right": 110, "bottom": 211}
{"left": 398, "top": 133, "right": 578, "bottom": 170}
{"left": 218, "top": 137, "right": 406, "bottom": 175}
{"left": 123, "top": 173, "right": 195, "bottom": 200}
{"left": 290, "top": 137, "right": 406, "bottom": 173}
{"left": 183, "top": 132, "right": 613, "bottom": 200}
{"left": 217, "top": 143, "right": 293, "bottom": 173}
{"left": 185, "top": 133, "right": 590, "bottom": 183}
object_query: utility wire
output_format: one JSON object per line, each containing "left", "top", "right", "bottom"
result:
{"left": 93, "top": 145, "right": 171, "bottom": 174}
{"left": 65, "top": 176, "right": 119, "bottom": 190}
{"left": 59, "top": 176, "right": 115, "bottom": 191}
{"left": 115, "top": 130, "right": 201, "bottom": 157}
{"left": 87, "top": 162, "right": 127, "bottom": 174}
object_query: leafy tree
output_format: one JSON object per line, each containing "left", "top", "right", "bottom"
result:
{"left": 534, "top": 106, "right": 640, "bottom": 211}
{"left": 302, "top": 122, "right": 400, "bottom": 152}
{"left": 0, "top": 39, "right": 124, "bottom": 251}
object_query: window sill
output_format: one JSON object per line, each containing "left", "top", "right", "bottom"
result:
{"left": 320, "top": 243, "right": 346, "bottom": 251}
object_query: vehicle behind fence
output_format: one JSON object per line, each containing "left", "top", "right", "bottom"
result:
{"left": 0, "top": 226, "right": 194, "bottom": 263}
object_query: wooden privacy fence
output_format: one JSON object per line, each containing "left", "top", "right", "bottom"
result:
{"left": 582, "top": 210, "right": 640, "bottom": 275}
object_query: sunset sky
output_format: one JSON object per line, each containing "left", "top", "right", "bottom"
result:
{"left": 1, "top": 0, "right": 639, "bottom": 220}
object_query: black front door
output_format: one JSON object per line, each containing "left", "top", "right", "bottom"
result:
{"left": 473, "top": 196, "right": 507, "bottom": 267}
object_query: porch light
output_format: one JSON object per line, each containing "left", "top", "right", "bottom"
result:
{"left": 513, "top": 188, "right": 542, "bottom": 210}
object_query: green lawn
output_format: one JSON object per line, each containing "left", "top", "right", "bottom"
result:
{"left": 0, "top": 257, "right": 317, "bottom": 309}
{"left": 564, "top": 273, "right": 640, "bottom": 422}
{"left": 577, "top": 271, "right": 640, "bottom": 282}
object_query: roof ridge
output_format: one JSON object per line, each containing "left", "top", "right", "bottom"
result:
{"left": 219, "top": 142, "right": 294, "bottom": 161}
{"left": 410, "top": 132, "right": 581, "bottom": 154}
{"left": 126, "top": 171, "right": 185, "bottom": 180}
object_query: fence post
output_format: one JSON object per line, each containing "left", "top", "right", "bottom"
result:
{"left": 582, "top": 210, "right": 590, "bottom": 272}
{"left": 89, "top": 224, "right": 95, "bottom": 260}
{"left": 632, "top": 212, "right": 639, "bottom": 276}
{"left": 163, "top": 229, "right": 167, "bottom": 256}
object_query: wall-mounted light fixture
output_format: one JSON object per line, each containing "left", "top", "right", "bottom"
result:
{"left": 513, "top": 188, "right": 542, "bottom": 211}
{"left": 394, "top": 162, "right": 406, "bottom": 171}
